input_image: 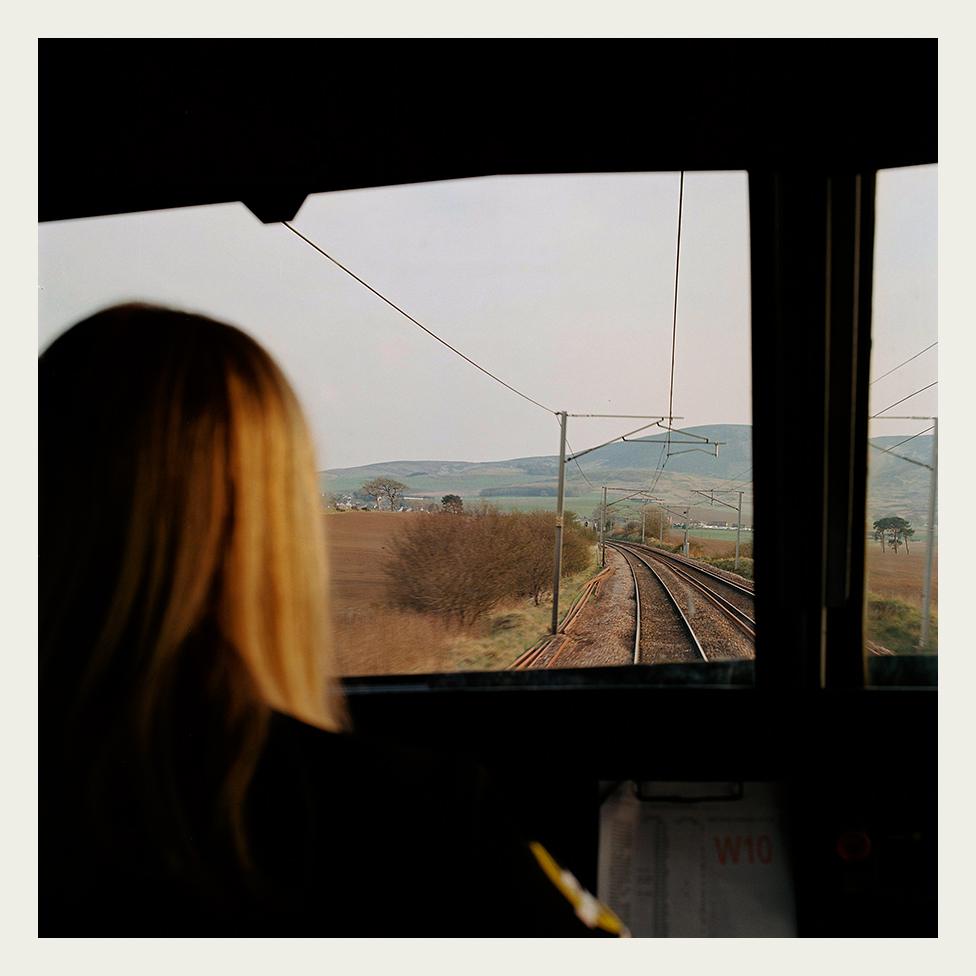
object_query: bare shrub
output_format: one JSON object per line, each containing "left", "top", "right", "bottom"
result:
{"left": 385, "top": 507, "right": 514, "bottom": 625}
{"left": 510, "top": 511, "right": 591, "bottom": 605}
{"left": 385, "top": 507, "right": 594, "bottom": 619}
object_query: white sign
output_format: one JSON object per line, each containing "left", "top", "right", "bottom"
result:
{"left": 598, "top": 781, "right": 797, "bottom": 937}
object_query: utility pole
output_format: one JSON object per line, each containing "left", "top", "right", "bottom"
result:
{"left": 641, "top": 501, "right": 647, "bottom": 544}
{"left": 735, "top": 491, "right": 742, "bottom": 569}
{"left": 550, "top": 411, "right": 568, "bottom": 635}
{"left": 599, "top": 485, "right": 664, "bottom": 559}
{"left": 550, "top": 414, "right": 692, "bottom": 634}
{"left": 683, "top": 507, "right": 690, "bottom": 555}
{"left": 600, "top": 485, "right": 607, "bottom": 567}
{"left": 692, "top": 488, "right": 746, "bottom": 570}
{"left": 920, "top": 417, "right": 938, "bottom": 649}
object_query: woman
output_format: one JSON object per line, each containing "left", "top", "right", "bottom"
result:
{"left": 39, "top": 304, "right": 625, "bottom": 936}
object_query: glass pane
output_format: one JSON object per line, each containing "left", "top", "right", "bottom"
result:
{"left": 39, "top": 172, "right": 752, "bottom": 678}
{"left": 866, "top": 165, "right": 938, "bottom": 669}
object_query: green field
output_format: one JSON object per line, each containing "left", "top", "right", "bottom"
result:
{"left": 468, "top": 494, "right": 603, "bottom": 514}
{"left": 675, "top": 527, "right": 754, "bottom": 542}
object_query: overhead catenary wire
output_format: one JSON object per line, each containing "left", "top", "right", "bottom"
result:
{"left": 870, "top": 341, "right": 938, "bottom": 386}
{"left": 720, "top": 465, "right": 753, "bottom": 488}
{"left": 283, "top": 212, "right": 704, "bottom": 497}
{"left": 564, "top": 435, "right": 596, "bottom": 490}
{"left": 869, "top": 441, "right": 933, "bottom": 471}
{"left": 572, "top": 454, "right": 595, "bottom": 490}
{"left": 282, "top": 221, "right": 556, "bottom": 415}
{"left": 665, "top": 171, "right": 685, "bottom": 461}
{"left": 887, "top": 425, "right": 935, "bottom": 452}
{"left": 647, "top": 450, "right": 670, "bottom": 495}
{"left": 870, "top": 381, "right": 938, "bottom": 419}
{"left": 643, "top": 171, "right": 686, "bottom": 499}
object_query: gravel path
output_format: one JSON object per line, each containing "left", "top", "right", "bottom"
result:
{"left": 538, "top": 548, "right": 636, "bottom": 669}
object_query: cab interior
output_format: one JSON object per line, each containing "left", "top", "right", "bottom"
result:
{"left": 39, "top": 39, "right": 938, "bottom": 936}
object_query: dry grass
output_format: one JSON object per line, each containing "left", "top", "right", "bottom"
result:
{"left": 333, "top": 606, "right": 460, "bottom": 675}
{"left": 440, "top": 549, "right": 601, "bottom": 671}
{"left": 866, "top": 594, "right": 937, "bottom": 655}
{"left": 864, "top": 542, "right": 938, "bottom": 654}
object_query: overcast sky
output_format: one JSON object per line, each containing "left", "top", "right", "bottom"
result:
{"left": 38, "top": 166, "right": 936, "bottom": 470}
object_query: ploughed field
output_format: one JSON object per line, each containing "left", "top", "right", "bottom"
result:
{"left": 327, "top": 510, "right": 424, "bottom": 608}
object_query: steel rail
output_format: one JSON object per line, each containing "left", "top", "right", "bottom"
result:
{"left": 509, "top": 635, "right": 553, "bottom": 670}
{"left": 632, "top": 542, "right": 754, "bottom": 597}
{"left": 608, "top": 543, "right": 708, "bottom": 663}
{"left": 619, "top": 547, "right": 642, "bottom": 664}
{"left": 620, "top": 543, "right": 756, "bottom": 640}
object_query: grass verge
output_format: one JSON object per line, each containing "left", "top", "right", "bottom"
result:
{"left": 704, "top": 556, "right": 754, "bottom": 580}
{"left": 866, "top": 593, "right": 938, "bottom": 654}
{"left": 441, "top": 546, "right": 603, "bottom": 671}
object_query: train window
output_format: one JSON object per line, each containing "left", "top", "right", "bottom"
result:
{"left": 865, "top": 164, "right": 938, "bottom": 679}
{"left": 38, "top": 171, "right": 753, "bottom": 680}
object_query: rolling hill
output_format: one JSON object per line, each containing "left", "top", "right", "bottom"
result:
{"left": 320, "top": 424, "right": 935, "bottom": 531}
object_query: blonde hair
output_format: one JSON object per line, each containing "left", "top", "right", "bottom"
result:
{"left": 40, "top": 303, "right": 343, "bottom": 872}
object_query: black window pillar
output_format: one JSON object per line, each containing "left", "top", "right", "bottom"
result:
{"left": 750, "top": 170, "right": 876, "bottom": 690}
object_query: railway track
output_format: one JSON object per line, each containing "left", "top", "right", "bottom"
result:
{"left": 609, "top": 542, "right": 756, "bottom": 660}
{"left": 608, "top": 543, "right": 707, "bottom": 663}
{"left": 630, "top": 544, "right": 755, "bottom": 605}
{"left": 509, "top": 541, "right": 755, "bottom": 670}
{"left": 627, "top": 543, "right": 755, "bottom": 640}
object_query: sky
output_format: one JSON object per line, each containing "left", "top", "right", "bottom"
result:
{"left": 38, "top": 166, "right": 937, "bottom": 470}
{"left": 869, "top": 166, "right": 940, "bottom": 443}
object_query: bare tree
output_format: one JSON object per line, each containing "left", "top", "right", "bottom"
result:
{"left": 362, "top": 477, "right": 408, "bottom": 511}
